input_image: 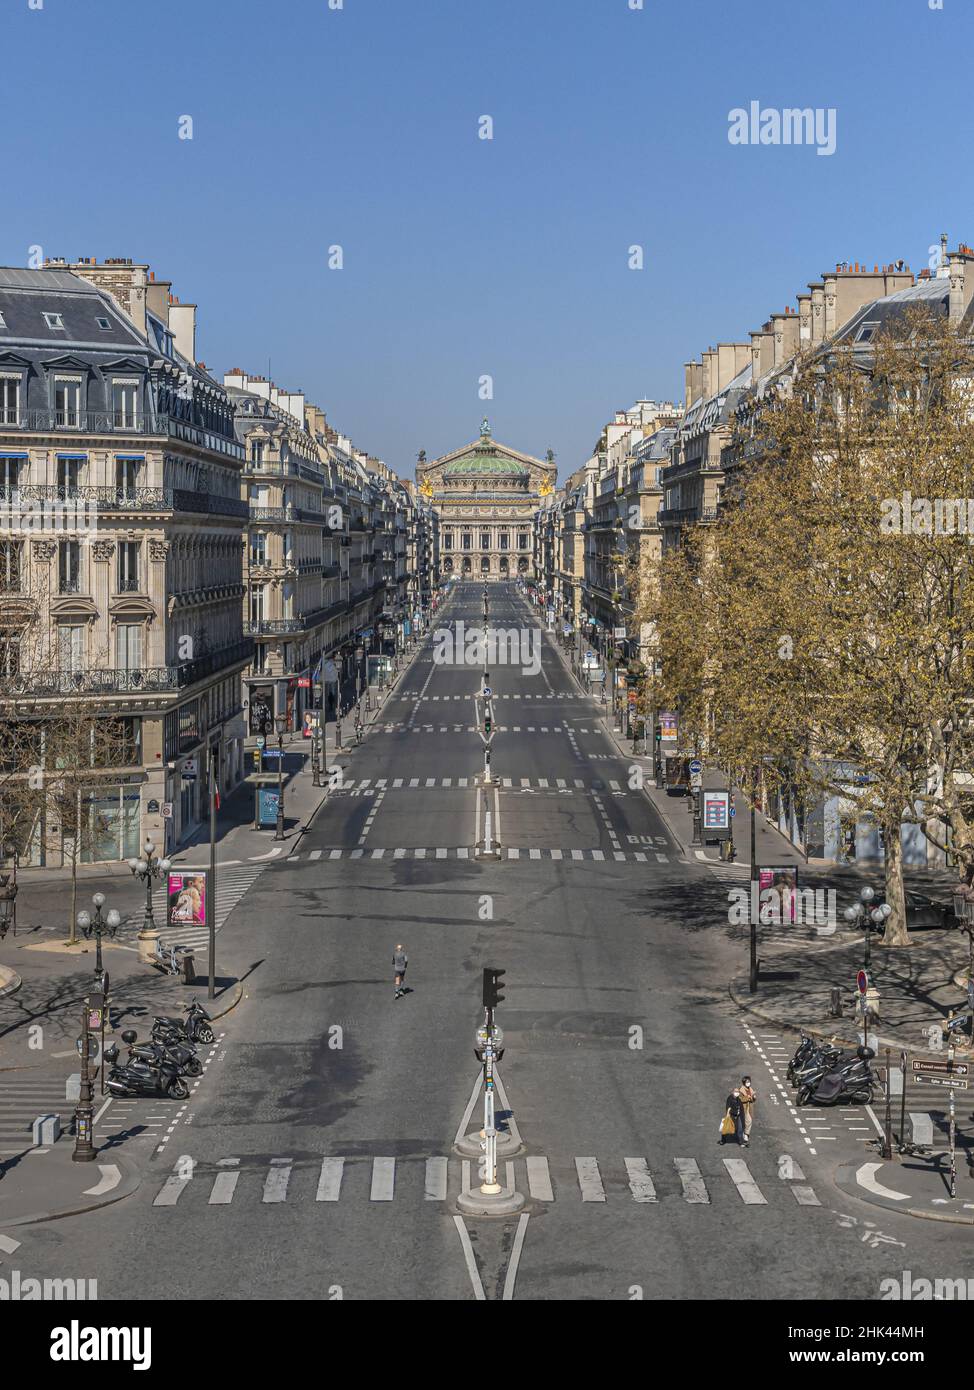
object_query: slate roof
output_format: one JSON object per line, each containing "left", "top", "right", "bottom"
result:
{"left": 0, "top": 267, "right": 144, "bottom": 352}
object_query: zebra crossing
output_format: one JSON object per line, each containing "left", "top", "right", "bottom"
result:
{"left": 329, "top": 776, "right": 633, "bottom": 795}
{"left": 395, "top": 692, "right": 578, "bottom": 702}
{"left": 146, "top": 864, "right": 268, "bottom": 955}
{"left": 376, "top": 724, "right": 575, "bottom": 734}
{"left": 280, "top": 847, "right": 672, "bottom": 864}
{"left": 151, "top": 1151, "right": 822, "bottom": 1210}
{"left": 0, "top": 1074, "right": 76, "bottom": 1154}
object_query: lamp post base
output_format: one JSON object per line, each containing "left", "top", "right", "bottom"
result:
{"left": 137, "top": 925, "right": 161, "bottom": 964}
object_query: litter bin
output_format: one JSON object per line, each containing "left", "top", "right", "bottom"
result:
{"left": 181, "top": 950, "right": 196, "bottom": 985}
{"left": 829, "top": 986, "right": 843, "bottom": 1017}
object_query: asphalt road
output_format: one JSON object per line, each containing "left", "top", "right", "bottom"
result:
{"left": 5, "top": 583, "right": 958, "bottom": 1301}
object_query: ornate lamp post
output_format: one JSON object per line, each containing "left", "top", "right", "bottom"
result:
{"left": 274, "top": 713, "right": 287, "bottom": 840}
{"left": 128, "top": 838, "right": 171, "bottom": 963}
{"left": 76, "top": 892, "right": 121, "bottom": 982}
{"left": 843, "top": 885, "right": 891, "bottom": 971}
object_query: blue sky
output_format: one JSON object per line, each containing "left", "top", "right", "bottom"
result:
{"left": 2, "top": 0, "right": 968, "bottom": 479}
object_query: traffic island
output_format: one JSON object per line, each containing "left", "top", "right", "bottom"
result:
{"left": 455, "top": 1129, "right": 522, "bottom": 1159}
{"left": 835, "top": 1154, "right": 974, "bottom": 1225}
{"left": 0, "top": 1141, "right": 141, "bottom": 1229}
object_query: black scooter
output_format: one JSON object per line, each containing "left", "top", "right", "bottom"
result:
{"left": 152, "top": 1001, "right": 215, "bottom": 1046}
{"left": 797, "top": 1047, "right": 875, "bottom": 1106}
{"left": 104, "top": 1033, "right": 190, "bottom": 1099}
{"left": 130, "top": 1035, "right": 202, "bottom": 1077}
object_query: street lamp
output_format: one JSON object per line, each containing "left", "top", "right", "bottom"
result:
{"left": 128, "top": 838, "right": 171, "bottom": 962}
{"left": 76, "top": 891, "right": 121, "bottom": 981}
{"left": 274, "top": 713, "right": 287, "bottom": 840}
{"left": 843, "top": 885, "right": 891, "bottom": 969}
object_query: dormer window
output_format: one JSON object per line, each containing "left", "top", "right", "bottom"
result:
{"left": 44, "top": 312, "right": 65, "bottom": 330}
{"left": 96, "top": 316, "right": 111, "bottom": 331}
{"left": 0, "top": 311, "right": 6, "bottom": 328}
{"left": 855, "top": 322, "right": 879, "bottom": 344}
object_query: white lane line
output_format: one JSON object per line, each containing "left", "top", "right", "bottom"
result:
{"left": 0, "top": 1233, "right": 20, "bottom": 1254}
{"left": 624, "top": 1157, "right": 658, "bottom": 1202}
{"left": 316, "top": 1157, "right": 345, "bottom": 1202}
{"left": 864, "top": 1104, "right": 885, "bottom": 1137}
{"left": 674, "top": 1157, "right": 710, "bottom": 1203}
{"left": 502, "top": 1212, "right": 531, "bottom": 1302}
{"left": 263, "top": 1157, "right": 292, "bottom": 1204}
{"left": 209, "top": 1159, "right": 240, "bottom": 1205}
{"left": 425, "top": 1156, "right": 448, "bottom": 1201}
{"left": 453, "top": 1215, "right": 486, "bottom": 1301}
{"left": 82, "top": 1164, "right": 121, "bottom": 1197}
{"left": 722, "top": 1158, "right": 767, "bottom": 1205}
{"left": 309, "top": 850, "right": 322, "bottom": 861}
{"left": 575, "top": 1156, "right": 606, "bottom": 1202}
{"left": 526, "top": 1156, "right": 554, "bottom": 1201}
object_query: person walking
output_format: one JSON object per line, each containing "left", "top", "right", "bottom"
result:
{"left": 721, "top": 1086, "right": 744, "bottom": 1145}
{"left": 393, "top": 944, "right": 408, "bottom": 1000}
{"left": 739, "top": 1076, "right": 756, "bottom": 1145}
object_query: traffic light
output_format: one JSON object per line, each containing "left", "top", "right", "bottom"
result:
{"left": 252, "top": 749, "right": 261, "bottom": 771}
{"left": 483, "top": 966, "right": 506, "bottom": 1009}
{"left": 484, "top": 705, "right": 492, "bottom": 736}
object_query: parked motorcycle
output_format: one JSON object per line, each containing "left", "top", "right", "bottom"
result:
{"left": 151, "top": 1001, "right": 215, "bottom": 1046}
{"left": 787, "top": 1030, "right": 816, "bottom": 1084}
{"left": 791, "top": 1043, "right": 846, "bottom": 1090}
{"left": 104, "top": 1034, "right": 190, "bottom": 1099}
{"left": 797, "top": 1047, "right": 875, "bottom": 1106}
{"left": 130, "top": 1035, "right": 203, "bottom": 1077}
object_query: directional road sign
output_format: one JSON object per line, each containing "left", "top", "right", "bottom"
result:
{"left": 914, "top": 1074, "right": 969, "bottom": 1091}
{"left": 912, "top": 1058, "right": 970, "bottom": 1076}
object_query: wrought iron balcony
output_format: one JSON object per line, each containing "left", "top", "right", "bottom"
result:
{"left": 0, "top": 637, "right": 256, "bottom": 698}
{"left": 4, "top": 484, "right": 247, "bottom": 518}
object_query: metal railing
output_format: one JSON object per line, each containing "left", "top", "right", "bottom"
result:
{"left": 3, "top": 484, "right": 247, "bottom": 518}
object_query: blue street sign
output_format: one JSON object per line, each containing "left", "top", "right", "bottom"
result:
{"left": 483, "top": 686, "right": 492, "bottom": 698}
{"left": 688, "top": 759, "right": 702, "bottom": 775}
{"left": 729, "top": 806, "right": 736, "bottom": 817}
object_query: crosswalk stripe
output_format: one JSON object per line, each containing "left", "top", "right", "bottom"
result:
{"left": 209, "top": 1161, "right": 239, "bottom": 1205}
{"left": 309, "top": 850, "right": 322, "bottom": 861}
{"left": 575, "top": 1156, "right": 606, "bottom": 1202}
{"left": 425, "top": 1157, "right": 448, "bottom": 1201}
{"left": 551, "top": 849, "right": 563, "bottom": 860}
{"left": 527, "top": 1156, "right": 553, "bottom": 1201}
{"left": 792, "top": 1185, "right": 821, "bottom": 1206}
{"left": 625, "top": 1158, "right": 658, "bottom": 1203}
{"left": 316, "top": 1157, "right": 344, "bottom": 1202}
{"left": 263, "top": 1158, "right": 292, "bottom": 1203}
{"left": 154, "top": 1171, "right": 191, "bottom": 1206}
{"left": 372, "top": 848, "right": 385, "bottom": 859}
{"left": 722, "top": 1158, "right": 767, "bottom": 1205}
{"left": 674, "top": 1158, "right": 709, "bottom": 1203}
{"left": 655, "top": 853, "right": 668, "bottom": 863}
{"left": 592, "top": 850, "right": 605, "bottom": 861}
{"left": 635, "top": 852, "right": 647, "bottom": 862}
{"left": 329, "top": 849, "right": 341, "bottom": 860}
{"left": 371, "top": 1157, "right": 395, "bottom": 1201}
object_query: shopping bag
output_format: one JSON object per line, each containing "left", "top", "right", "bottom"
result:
{"left": 719, "top": 1111, "right": 736, "bottom": 1137}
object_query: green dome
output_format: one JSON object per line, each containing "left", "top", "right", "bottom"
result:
{"left": 445, "top": 449, "right": 529, "bottom": 476}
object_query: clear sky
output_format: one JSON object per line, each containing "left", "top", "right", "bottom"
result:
{"left": 2, "top": 0, "right": 969, "bottom": 479}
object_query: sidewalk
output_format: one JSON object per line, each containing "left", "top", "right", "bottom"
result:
{"left": 0, "top": 1140, "right": 142, "bottom": 1229}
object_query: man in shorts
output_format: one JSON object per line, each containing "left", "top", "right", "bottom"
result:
{"left": 393, "top": 944, "right": 408, "bottom": 1000}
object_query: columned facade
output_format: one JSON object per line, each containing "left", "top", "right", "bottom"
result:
{"left": 418, "top": 419, "right": 554, "bottom": 580}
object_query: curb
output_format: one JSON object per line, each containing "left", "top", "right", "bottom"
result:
{"left": 207, "top": 978, "right": 245, "bottom": 1019}
{"left": 0, "top": 966, "right": 22, "bottom": 998}
{"left": 0, "top": 1151, "right": 142, "bottom": 1230}
{"left": 727, "top": 979, "right": 907, "bottom": 1053}
{"left": 834, "top": 1159, "right": 974, "bottom": 1226}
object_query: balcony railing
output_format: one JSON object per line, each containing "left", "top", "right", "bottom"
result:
{"left": 243, "top": 600, "right": 347, "bottom": 637}
{"left": 0, "top": 639, "right": 252, "bottom": 698}
{"left": 2, "top": 484, "right": 248, "bottom": 519}
{"left": 10, "top": 410, "right": 161, "bottom": 434}
{"left": 657, "top": 505, "right": 719, "bottom": 525}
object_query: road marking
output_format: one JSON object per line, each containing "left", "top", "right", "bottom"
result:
{"left": 82, "top": 1164, "right": 121, "bottom": 1197}
{"left": 792, "top": 1186, "right": 821, "bottom": 1206}
{"left": 502, "top": 1212, "right": 531, "bottom": 1302}
{"left": 316, "top": 1157, "right": 345, "bottom": 1202}
{"left": 526, "top": 1156, "right": 553, "bottom": 1201}
{"left": 722, "top": 1158, "right": 767, "bottom": 1204}
{"left": 674, "top": 1157, "right": 709, "bottom": 1203}
{"left": 425, "top": 1156, "right": 448, "bottom": 1201}
{"left": 0, "top": 1234, "right": 20, "bottom": 1254}
{"left": 453, "top": 1215, "right": 486, "bottom": 1301}
{"left": 855, "top": 1161, "right": 910, "bottom": 1201}
{"left": 154, "top": 1167, "right": 192, "bottom": 1206}
{"left": 209, "top": 1158, "right": 240, "bottom": 1205}
{"left": 309, "top": 850, "right": 322, "bottom": 861}
{"left": 371, "top": 1157, "right": 396, "bottom": 1201}
{"left": 263, "top": 1157, "right": 292, "bottom": 1203}
{"left": 624, "top": 1157, "right": 658, "bottom": 1203}
{"left": 575, "top": 1156, "right": 606, "bottom": 1201}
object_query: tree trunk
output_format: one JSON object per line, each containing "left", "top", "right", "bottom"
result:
{"left": 69, "top": 851, "right": 78, "bottom": 945}
{"left": 881, "top": 819, "right": 911, "bottom": 947}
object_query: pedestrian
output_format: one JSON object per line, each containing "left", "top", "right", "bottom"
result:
{"left": 720, "top": 1087, "right": 744, "bottom": 1145}
{"left": 393, "top": 943, "right": 408, "bottom": 1000}
{"left": 739, "top": 1076, "right": 756, "bottom": 1145}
